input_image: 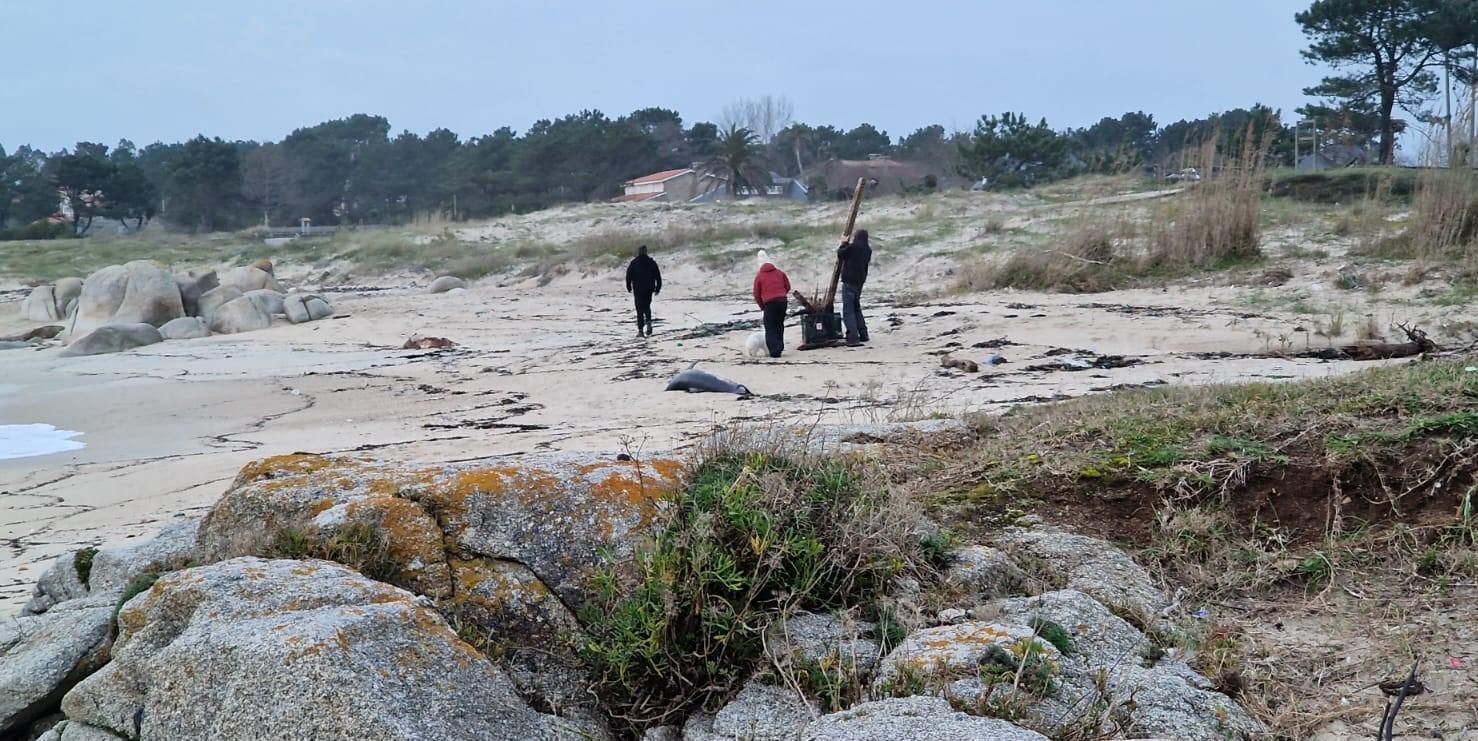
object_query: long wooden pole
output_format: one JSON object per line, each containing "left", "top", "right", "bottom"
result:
{"left": 823, "top": 177, "right": 867, "bottom": 313}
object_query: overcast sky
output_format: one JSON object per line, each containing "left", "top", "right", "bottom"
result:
{"left": 0, "top": 1, "right": 1330, "bottom": 152}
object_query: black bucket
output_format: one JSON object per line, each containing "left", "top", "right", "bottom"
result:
{"left": 801, "top": 311, "right": 842, "bottom": 345}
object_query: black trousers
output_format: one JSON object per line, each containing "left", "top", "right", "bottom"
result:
{"left": 841, "top": 282, "right": 868, "bottom": 342}
{"left": 762, "top": 298, "right": 787, "bottom": 358}
{"left": 633, "top": 289, "right": 653, "bottom": 329}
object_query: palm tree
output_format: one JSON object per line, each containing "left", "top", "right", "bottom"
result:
{"left": 706, "top": 125, "right": 763, "bottom": 197}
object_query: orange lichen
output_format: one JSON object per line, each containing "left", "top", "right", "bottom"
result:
{"left": 449, "top": 558, "right": 551, "bottom": 608}
{"left": 428, "top": 466, "right": 563, "bottom": 531}
{"left": 405, "top": 605, "right": 480, "bottom": 667}
{"left": 308, "top": 498, "right": 336, "bottom": 516}
{"left": 646, "top": 459, "right": 682, "bottom": 480}
{"left": 919, "top": 625, "right": 1013, "bottom": 650}
{"left": 354, "top": 496, "right": 451, "bottom": 598}
{"left": 235, "top": 454, "right": 337, "bottom": 484}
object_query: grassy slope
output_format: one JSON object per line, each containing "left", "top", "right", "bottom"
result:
{"left": 0, "top": 218, "right": 838, "bottom": 285}
{"left": 909, "top": 359, "right": 1478, "bottom": 736}
{"left": 925, "top": 359, "right": 1478, "bottom": 542}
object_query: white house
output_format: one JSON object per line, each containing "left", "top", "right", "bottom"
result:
{"left": 612, "top": 168, "right": 723, "bottom": 203}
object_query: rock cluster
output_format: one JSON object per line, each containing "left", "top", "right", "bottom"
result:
{"left": 2, "top": 448, "right": 1267, "bottom": 741}
{"left": 15, "top": 259, "right": 337, "bottom": 356}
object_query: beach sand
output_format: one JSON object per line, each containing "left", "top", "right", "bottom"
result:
{"left": 0, "top": 255, "right": 1393, "bottom": 615}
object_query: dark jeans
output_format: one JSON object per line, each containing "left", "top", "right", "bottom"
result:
{"left": 841, "top": 282, "right": 868, "bottom": 342}
{"left": 762, "top": 298, "right": 787, "bottom": 358}
{"left": 633, "top": 290, "right": 653, "bottom": 331}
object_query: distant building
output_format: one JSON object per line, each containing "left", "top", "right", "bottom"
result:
{"left": 612, "top": 168, "right": 723, "bottom": 203}
{"left": 689, "top": 171, "right": 808, "bottom": 203}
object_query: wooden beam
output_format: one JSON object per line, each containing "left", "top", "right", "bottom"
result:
{"left": 822, "top": 177, "right": 867, "bottom": 313}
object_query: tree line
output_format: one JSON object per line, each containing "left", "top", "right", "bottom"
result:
{"left": 0, "top": 102, "right": 1311, "bottom": 240}
{"left": 4, "top": 0, "right": 1470, "bottom": 239}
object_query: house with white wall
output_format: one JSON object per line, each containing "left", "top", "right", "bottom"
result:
{"left": 612, "top": 168, "right": 723, "bottom": 203}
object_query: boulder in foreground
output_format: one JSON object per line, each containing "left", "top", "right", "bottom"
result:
{"left": 62, "top": 557, "right": 579, "bottom": 740}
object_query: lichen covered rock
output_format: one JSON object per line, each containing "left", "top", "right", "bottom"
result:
{"left": 196, "top": 455, "right": 451, "bottom": 598}
{"left": 88, "top": 518, "right": 200, "bottom": 593}
{"left": 998, "top": 526, "right": 1168, "bottom": 629}
{"left": 61, "top": 557, "right": 578, "bottom": 740}
{"left": 801, "top": 696, "right": 1048, "bottom": 741}
{"left": 446, "top": 557, "right": 582, "bottom": 648}
{"left": 944, "top": 546, "right": 1028, "bottom": 602}
{"left": 0, "top": 594, "right": 115, "bottom": 736}
{"left": 196, "top": 452, "right": 682, "bottom": 613}
{"left": 422, "top": 453, "right": 682, "bottom": 609}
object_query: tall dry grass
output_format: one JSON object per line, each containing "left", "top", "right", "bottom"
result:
{"left": 957, "top": 130, "right": 1270, "bottom": 294}
{"left": 1144, "top": 134, "right": 1266, "bottom": 270}
{"left": 1405, "top": 168, "right": 1478, "bottom": 259}
{"left": 958, "top": 217, "right": 1130, "bottom": 294}
{"left": 1355, "top": 168, "right": 1478, "bottom": 264}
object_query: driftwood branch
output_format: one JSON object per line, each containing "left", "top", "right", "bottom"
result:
{"left": 1339, "top": 323, "right": 1438, "bottom": 361}
{"left": 790, "top": 290, "right": 818, "bottom": 314}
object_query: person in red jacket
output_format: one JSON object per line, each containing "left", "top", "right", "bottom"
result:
{"left": 752, "top": 250, "right": 790, "bottom": 358}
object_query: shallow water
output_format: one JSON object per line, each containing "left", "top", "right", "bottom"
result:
{"left": 0, "top": 423, "right": 86, "bottom": 461}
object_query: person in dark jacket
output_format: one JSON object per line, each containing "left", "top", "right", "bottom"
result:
{"left": 837, "top": 229, "right": 872, "bottom": 346}
{"left": 625, "top": 245, "right": 662, "bottom": 337}
{"left": 752, "top": 250, "right": 791, "bottom": 358}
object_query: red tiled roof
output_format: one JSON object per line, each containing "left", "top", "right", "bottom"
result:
{"left": 628, "top": 168, "right": 692, "bottom": 185}
{"left": 609, "top": 192, "right": 666, "bottom": 203}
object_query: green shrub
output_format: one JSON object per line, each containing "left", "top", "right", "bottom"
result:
{"left": 978, "top": 639, "right": 1059, "bottom": 694}
{"left": 1029, "top": 616, "right": 1076, "bottom": 656}
{"left": 919, "top": 530, "right": 956, "bottom": 569}
{"left": 867, "top": 602, "right": 908, "bottom": 654}
{"left": 113, "top": 572, "right": 162, "bottom": 628}
{"left": 579, "top": 452, "right": 923, "bottom": 734}
{"left": 73, "top": 547, "right": 99, "bottom": 587}
{"left": 797, "top": 655, "right": 864, "bottom": 712}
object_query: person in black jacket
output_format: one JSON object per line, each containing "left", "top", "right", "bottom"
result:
{"left": 625, "top": 245, "right": 662, "bottom": 337}
{"left": 837, "top": 229, "right": 872, "bottom": 346}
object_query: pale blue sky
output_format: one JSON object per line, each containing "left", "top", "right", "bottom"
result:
{"left": 0, "top": 1, "right": 1328, "bottom": 151}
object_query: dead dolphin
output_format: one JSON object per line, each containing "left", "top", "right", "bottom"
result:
{"left": 665, "top": 366, "right": 752, "bottom": 396}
